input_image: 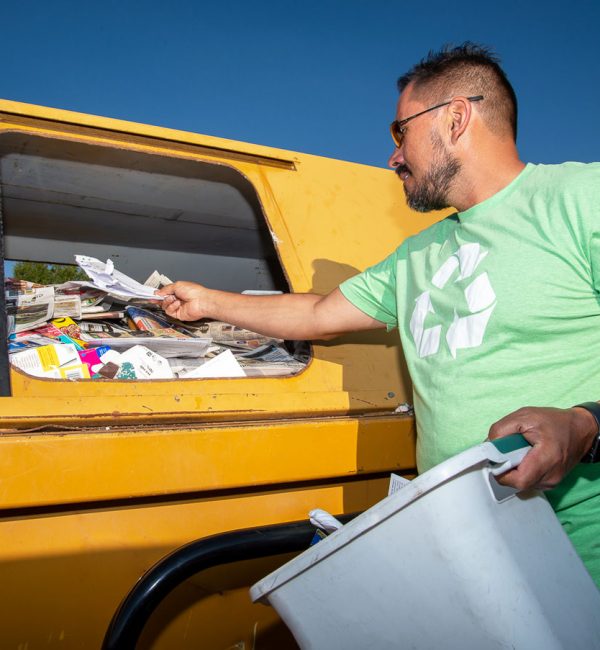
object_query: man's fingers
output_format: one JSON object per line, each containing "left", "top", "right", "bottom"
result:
{"left": 162, "top": 297, "right": 181, "bottom": 315}
{"left": 494, "top": 455, "right": 543, "bottom": 490}
{"left": 494, "top": 444, "right": 561, "bottom": 491}
{"left": 488, "top": 407, "right": 542, "bottom": 442}
{"left": 494, "top": 454, "right": 538, "bottom": 490}
{"left": 488, "top": 417, "right": 525, "bottom": 441}
{"left": 156, "top": 283, "right": 176, "bottom": 296}
{"left": 495, "top": 465, "right": 557, "bottom": 491}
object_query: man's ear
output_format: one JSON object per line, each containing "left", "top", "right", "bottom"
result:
{"left": 447, "top": 97, "right": 472, "bottom": 144}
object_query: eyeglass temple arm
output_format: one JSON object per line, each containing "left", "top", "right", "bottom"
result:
{"left": 398, "top": 95, "right": 484, "bottom": 127}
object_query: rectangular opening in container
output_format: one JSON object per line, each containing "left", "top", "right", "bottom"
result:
{"left": 0, "top": 132, "right": 309, "bottom": 381}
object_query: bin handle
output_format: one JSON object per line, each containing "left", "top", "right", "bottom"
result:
{"left": 371, "top": 434, "right": 533, "bottom": 517}
{"left": 487, "top": 433, "right": 532, "bottom": 477}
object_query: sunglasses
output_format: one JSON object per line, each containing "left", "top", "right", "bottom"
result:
{"left": 390, "top": 95, "right": 484, "bottom": 148}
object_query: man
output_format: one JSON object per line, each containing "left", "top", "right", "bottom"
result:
{"left": 159, "top": 43, "right": 600, "bottom": 586}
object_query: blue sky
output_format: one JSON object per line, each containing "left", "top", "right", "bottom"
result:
{"left": 2, "top": 0, "right": 599, "bottom": 169}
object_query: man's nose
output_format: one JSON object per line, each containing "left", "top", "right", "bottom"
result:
{"left": 388, "top": 146, "right": 404, "bottom": 169}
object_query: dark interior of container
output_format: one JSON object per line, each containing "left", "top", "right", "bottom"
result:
{"left": 0, "top": 132, "right": 288, "bottom": 292}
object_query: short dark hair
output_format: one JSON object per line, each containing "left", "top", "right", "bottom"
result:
{"left": 398, "top": 42, "right": 518, "bottom": 140}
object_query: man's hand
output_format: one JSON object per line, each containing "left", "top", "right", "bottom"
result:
{"left": 157, "top": 281, "right": 211, "bottom": 321}
{"left": 488, "top": 406, "right": 599, "bottom": 491}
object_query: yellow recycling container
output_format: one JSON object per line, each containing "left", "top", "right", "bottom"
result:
{"left": 0, "top": 99, "right": 442, "bottom": 648}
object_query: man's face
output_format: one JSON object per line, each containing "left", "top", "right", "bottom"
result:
{"left": 389, "top": 86, "right": 461, "bottom": 212}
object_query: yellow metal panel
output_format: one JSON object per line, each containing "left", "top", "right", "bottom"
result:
{"left": 0, "top": 478, "right": 390, "bottom": 648}
{"left": 0, "top": 415, "right": 414, "bottom": 508}
{"left": 0, "top": 97, "right": 301, "bottom": 163}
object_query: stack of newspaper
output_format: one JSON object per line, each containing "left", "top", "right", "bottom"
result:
{"left": 5, "top": 257, "right": 307, "bottom": 380}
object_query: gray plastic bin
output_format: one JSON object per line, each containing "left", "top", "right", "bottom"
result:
{"left": 251, "top": 435, "right": 600, "bottom": 649}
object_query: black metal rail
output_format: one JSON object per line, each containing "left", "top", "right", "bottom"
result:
{"left": 103, "top": 515, "right": 356, "bottom": 649}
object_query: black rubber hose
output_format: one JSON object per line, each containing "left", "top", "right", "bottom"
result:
{"left": 103, "top": 514, "right": 357, "bottom": 649}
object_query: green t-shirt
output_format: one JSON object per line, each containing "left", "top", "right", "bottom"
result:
{"left": 340, "top": 162, "right": 600, "bottom": 585}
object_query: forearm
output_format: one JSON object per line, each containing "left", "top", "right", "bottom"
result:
{"left": 159, "top": 282, "right": 384, "bottom": 340}
{"left": 202, "top": 289, "right": 335, "bottom": 340}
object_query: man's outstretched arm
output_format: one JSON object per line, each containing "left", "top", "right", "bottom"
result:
{"left": 157, "top": 281, "right": 385, "bottom": 341}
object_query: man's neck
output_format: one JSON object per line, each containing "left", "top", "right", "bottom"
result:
{"left": 450, "top": 153, "right": 526, "bottom": 213}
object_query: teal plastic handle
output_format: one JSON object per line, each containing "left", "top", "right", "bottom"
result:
{"left": 490, "top": 433, "right": 532, "bottom": 455}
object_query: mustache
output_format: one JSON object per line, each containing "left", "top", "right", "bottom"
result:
{"left": 394, "top": 164, "right": 410, "bottom": 178}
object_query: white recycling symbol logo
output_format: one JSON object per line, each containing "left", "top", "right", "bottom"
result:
{"left": 410, "top": 242, "right": 496, "bottom": 359}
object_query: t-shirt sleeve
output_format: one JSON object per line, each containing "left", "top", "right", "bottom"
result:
{"left": 339, "top": 246, "right": 404, "bottom": 331}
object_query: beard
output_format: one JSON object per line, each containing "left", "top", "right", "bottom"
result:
{"left": 397, "top": 131, "right": 461, "bottom": 213}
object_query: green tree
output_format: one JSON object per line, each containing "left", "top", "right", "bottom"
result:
{"left": 12, "top": 261, "right": 88, "bottom": 285}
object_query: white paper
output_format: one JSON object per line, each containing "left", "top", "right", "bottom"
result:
{"left": 9, "top": 333, "right": 58, "bottom": 352}
{"left": 75, "top": 255, "right": 163, "bottom": 301}
{"left": 388, "top": 473, "right": 411, "bottom": 496}
{"left": 144, "top": 270, "right": 173, "bottom": 289}
{"left": 119, "top": 345, "right": 174, "bottom": 379}
{"left": 98, "top": 349, "right": 123, "bottom": 365}
{"left": 6, "top": 286, "right": 55, "bottom": 334}
{"left": 308, "top": 509, "right": 343, "bottom": 533}
{"left": 181, "top": 349, "right": 245, "bottom": 378}
{"left": 10, "top": 343, "right": 80, "bottom": 378}
{"left": 53, "top": 293, "right": 82, "bottom": 319}
{"left": 237, "top": 360, "right": 305, "bottom": 377}
{"left": 85, "top": 336, "right": 212, "bottom": 358}
{"left": 168, "top": 357, "right": 206, "bottom": 376}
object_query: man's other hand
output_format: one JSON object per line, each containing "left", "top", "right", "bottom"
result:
{"left": 488, "top": 406, "right": 599, "bottom": 491}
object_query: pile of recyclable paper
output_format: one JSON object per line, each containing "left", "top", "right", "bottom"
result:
{"left": 5, "top": 256, "right": 308, "bottom": 380}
